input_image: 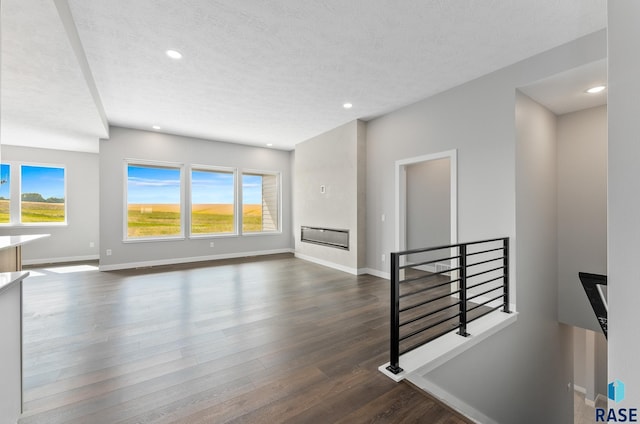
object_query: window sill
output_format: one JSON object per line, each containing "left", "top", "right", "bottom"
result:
{"left": 1, "top": 223, "right": 68, "bottom": 228}
{"left": 123, "top": 236, "right": 186, "bottom": 243}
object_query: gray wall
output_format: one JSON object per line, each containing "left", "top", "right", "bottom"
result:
{"left": 0, "top": 145, "right": 100, "bottom": 263}
{"left": 99, "top": 126, "right": 292, "bottom": 269}
{"left": 405, "top": 158, "right": 451, "bottom": 251}
{"left": 293, "top": 120, "right": 366, "bottom": 272}
{"left": 423, "top": 91, "right": 572, "bottom": 424}
{"left": 557, "top": 105, "right": 607, "bottom": 332}
{"left": 364, "top": 27, "right": 606, "bottom": 420}
{"left": 608, "top": 0, "right": 640, "bottom": 407}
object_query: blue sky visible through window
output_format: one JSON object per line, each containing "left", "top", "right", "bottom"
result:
{"left": 21, "top": 165, "right": 65, "bottom": 199}
{"left": 127, "top": 166, "right": 264, "bottom": 205}
{"left": 191, "top": 170, "right": 234, "bottom": 204}
{"left": 242, "top": 174, "right": 262, "bottom": 205}
{"left": 0, "top": 164, "right": 9, "bottom": 199}
{"left": 127, "top": 165, "right": 181, "bottom": 204}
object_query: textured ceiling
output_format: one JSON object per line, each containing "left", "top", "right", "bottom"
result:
{"left": 2, "top": 0, "right": 606, "bottom": 152}
{"left": 1, "top": 0, "right": 108, "bottom": 152}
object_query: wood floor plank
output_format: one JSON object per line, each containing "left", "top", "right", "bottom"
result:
{"left": 20, "top": 254, "right": 472, "bottom": 423}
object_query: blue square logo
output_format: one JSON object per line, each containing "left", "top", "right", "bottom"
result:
{"left": 608, "top": 379, "right": 625, "bottom": 403}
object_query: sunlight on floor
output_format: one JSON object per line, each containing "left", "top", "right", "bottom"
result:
{"left": 44, "top": 264, "right": 99, "bottom": 274}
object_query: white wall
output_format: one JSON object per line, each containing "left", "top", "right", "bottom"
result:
{"left": 293, "top": 120, "right": 366, "bottom": 273}
{"left": 557, "top": 105, "right": 607, "bottom": 333}
{"left": 99, "top": 126, "right": 292, "bottom": 270}
{"left": 0, "top": 145, "right": 100, "bottom": 263}
{"left": 365, "top": 29, "right": 606, "bottom": 421}
{"left": 608, "top": 0, "right": 640, "bottom": 409}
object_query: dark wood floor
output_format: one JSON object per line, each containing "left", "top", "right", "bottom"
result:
{"left": 19, "top": 254, "right": 470, "bottom": 423}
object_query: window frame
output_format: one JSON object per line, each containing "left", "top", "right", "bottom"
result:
{"left": 0, "top": 163, "right": 12, "bottom": 226}
{"left": 188, "top": 164, "right": 238, "bottom": 238}
{"left": 123, "top": 159, "right": 186, "bottom": 243}
{"left": 18, "top": 162, "right": 68, "bottom": 227}
{"left": 240, "top": 169, "right": 282, "bottom": 236}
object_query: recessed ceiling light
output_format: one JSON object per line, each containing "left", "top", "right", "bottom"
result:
{"left": 586, "top": 85, "right": 606, "bottom": 94}
{"left": 166, "top": 49, "right": 183, "bottom": 60}
{"left": 343, "top": 103, "right": 353, "bottom": 109}
{"left": 152, "top": 125, "right": 161, "bottom": 130}
{"left": 266, "top": 143, "right": 273, "bottom": 147}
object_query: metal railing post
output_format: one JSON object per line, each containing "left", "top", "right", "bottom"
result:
{"left": 386, "top": 252, "right": 403, "bottom": 374}
{"left": 457, "top": 244, "right": 469, "bottom": 337}
{"left": 503, "top": 237, "right": 511, "bottom": 313}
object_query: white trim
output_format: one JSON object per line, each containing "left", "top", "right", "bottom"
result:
{"left": 573, "top": 386, "right": 608, "bottom": 407}
{"left": 240, "top": 168, "right": 282, "bottom": 234}
{"left": 362, "top": 268, "right": 390, "bottom": 279}
{"left": 573, "top": 384, "right": 587, "bottom": 395}
{"left": 395, "top": 149, "right": 458, "bottom": 253}
{"left": 188, "top": 165, "right": 238, "bottom": 238}
{"left": 22, "top": 254, "right": 99, "bottom": 265}
{"left": 18, "top": 162, "right": 68, "bottom": 225}
{"left": 406, "top": 374, "right": 499, "bottom": 424}
{"left": 294, "top": 252, "right": 364, "bottom": 275}
{"left": 123, "top": 159, "right": 186, "bottom": 242}
{"left": 99, "top": 248, "right": 293, "bottom": 271}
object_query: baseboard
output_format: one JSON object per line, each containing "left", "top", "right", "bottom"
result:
{"left": 294, "top": 252, "right": 364, "bottom": 275}
{"left": 362, "top": 268, "right": 390, "bottom": 279}
{"left": 406, "top": 374, "right": 498, "bottom": 424}
{"left": 22, "top": 254, "right": 100, "bottom": 266}
{"left": 574, "top": 386, "right": 607, "bottom": 407}
{"left": 99, "top": 249, "right": 294, "bottom": 271}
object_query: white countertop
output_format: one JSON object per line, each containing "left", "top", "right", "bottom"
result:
{"left": 0, "top": 234, "right": 50, "bottom": 250}
{"left": 0, "top": 271, "right": 30, "bottom": 295}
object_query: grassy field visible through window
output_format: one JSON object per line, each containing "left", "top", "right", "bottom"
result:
{"left": 21, "top": 201, "right": 65, "bottom": 222}
{"left": 127, "top": 203, "right": 262, "bottom": 237}
{"left": 0, "top": 199, "right": 9, "bottom": 223}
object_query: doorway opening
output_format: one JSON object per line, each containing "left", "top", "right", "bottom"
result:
{"left": 395, "top": 150, "right": 457, "bottom": 254}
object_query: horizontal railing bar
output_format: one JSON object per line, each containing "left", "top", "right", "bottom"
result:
{"left": 463, "top": 237, "right": 508, "bottom": 247}
{"left": 399, "top": 279, "right": 461, "bottom": 299}
{"left": 399, "top": 268, "right": 461, "bottom": 284}
{"left": 399, "top": 313, "right": 461, "bottom": 342}
{"left": 466, "top": 246, "right": 505, "bottom": 257}
{"left": 467, "top": 286, "right": 502, "bottom": 302}
{"left": 400, "top": 290, "right": 461, "bottom": 315}
{"left": 400, "top": 301, "right": 460, "bottom": 327}
{"left": 467, "top": 275, "right": 504, "bottom": 290}
{"left": 466, "top": 266, "right": 504, "bottom": 280}
{"left": 400, "top": 326, "right": 458, "bottom": 355}
{"left": 466, "top": 304, "right": 504, "bottom": 325}
{"left": 399, "top": 255, "right": 460, "bottom": 270}
{"left": 395, "top": 237, "right": 508, "bottom": 257}
{"left": 467, "top": 256, "right": 504, "bottom": 268}
{"left": 467, "top": 295, "right": 504, "bottom": 313}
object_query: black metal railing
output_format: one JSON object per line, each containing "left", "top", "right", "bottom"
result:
{"left": 386, "top": 237, "right": 510, "bottom": 374}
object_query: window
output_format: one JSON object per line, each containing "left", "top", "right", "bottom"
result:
{"left": 0, "top": 164, "right": 10, "bottom": 224}
{"left": 126, "top": 163, "right": 183, "bottom": 239}
{"left": 20, "top": 165, "right": 66, "bottom": 224}
{"left": 191, "top": 168, "right": 236, "bottom": 235}
{"left": 242, "top": 172, "right": 279, "bottom": 233}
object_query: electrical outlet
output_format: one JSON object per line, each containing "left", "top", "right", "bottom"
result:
{"left": 210, "top": 241, "right": 215, "bottom": 248}
{"left": 89, "top": 241, "right": 95, "bottom": 248}
{"left": 106, "top": 249, "right": 112, "bottom": 256}
{"left": 381, "top": 214, "right": 385, "bottom": 222}
{"left": 381, "top": 254, "right": 386, "bottom": 262}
